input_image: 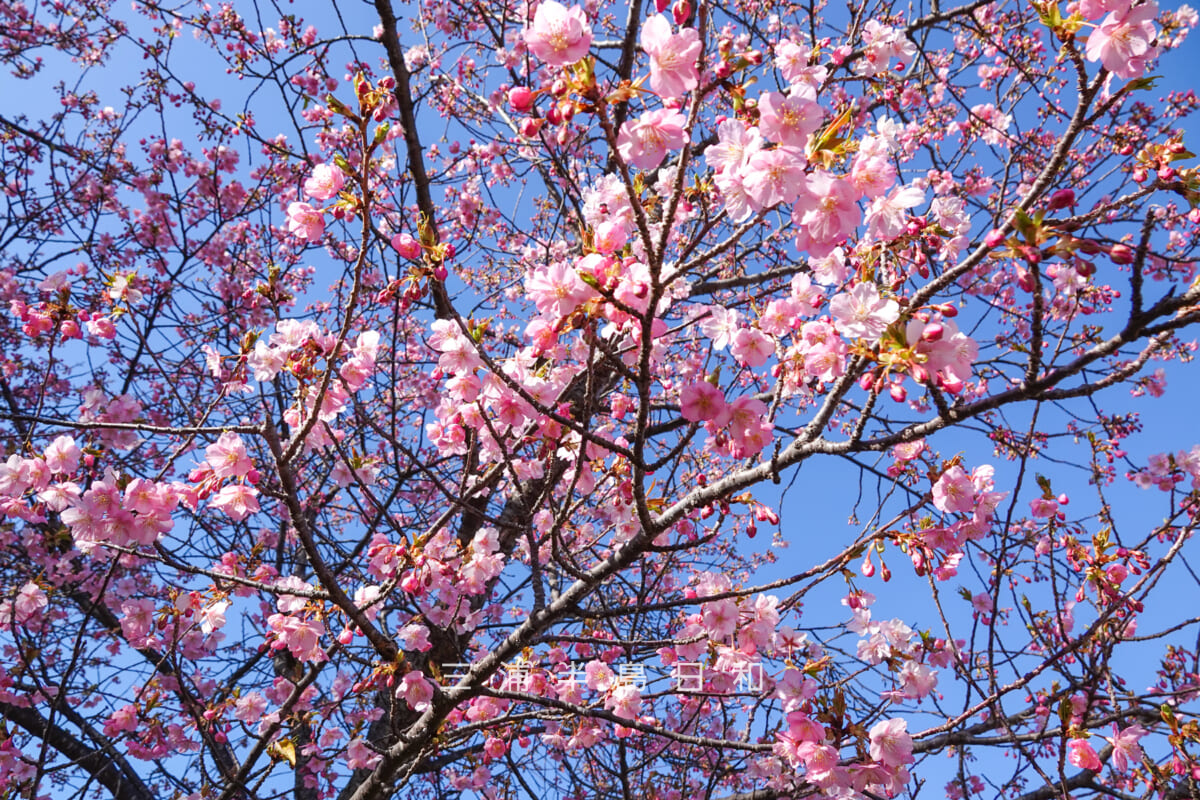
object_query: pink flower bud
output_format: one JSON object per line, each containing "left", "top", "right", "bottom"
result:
{"left": 984, "top": 228, "right": 1006, "bottom": 248}
{"left": 1017, "top": 268, "right": 1034, "bottom": 293}
{"left": 940, "top": 374, "right": 964, "bottom": 394}
{"left": 520, "top": 117, "right": 545, "bottom": 138}
{"left": 1109, "top": 244, "right": 1135, "bottom": 264}
{"left": 508, "top": 86, "right": 535, "bottom": 113}
{"left": 672, "top": 0, "right": 690, "bottom": 24}
{"left": 1047, "top": 188, "right": 1075, "bottom": 211}
{"left": 391, "top": 233, "right": 421, "bottom": 259}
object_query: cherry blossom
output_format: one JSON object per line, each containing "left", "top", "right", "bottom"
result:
{"left": 286, "top": 201, "right": 325, "bottom": 240}
{"left": 1086, "top": 3, "right": 1160, "bottom": 79}
{"left": 303, "top": 163, "right": 345, "bottom": 201}
{"left": 829, "top": 283, "right": 900, "bottom": 340}
{"left": 617, "top": 108, "right": 688, "bottom": 169}
{"left": 640, "top": 15, "right": 701, "bottom": 99}
{"left": 523, "top": 1, "right": 593, "bottom": 66}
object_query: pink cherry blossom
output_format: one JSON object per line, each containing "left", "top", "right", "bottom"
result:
{"left": 205, "top": 431, "right": 253, "bottom": 479}
{"left": 757, "top": 91, "right": 822, "bottom": 147}
{"left": 1086, "top": 3, "right": 1159, "bottom": 79}
{"left": 303, "top": 163, "right": 345, "bottom": 201}
{"left": 851, "top": 150, "right": 898, "bottom": 199}
{"left": 525, "top": 259, "right": 596, "bottom": 317}
{"left": 12, "top": 582, "right": 48, "bottom": 624}
{"left": 1107, "top": 724, "right": 1146, "bottom": 772}
{"left": 856, "top": 20, "right": 916, "bottom": 75}
{"left": 640, "top": 15, "right": 701, "bottom": 99}
{"left": 605, "top": 684, "right": 642, "bottom": 719}
{"left": 286, "top": 201, "right": 325, "bottom": 240}
{"left": 865, "top": 184, "right": 925, "bottom": 241}
{"left": 209, "top": 483, "right": 261, "bottom": 521}
{"left": 43, "top": 435, "right": 80, "bottom": 474}
{"left": 713, "top": 169, "right": 755, "bottom": 221}
{"left": 792, "top": 169, "right": 860, "bottom": 258}
{"left": 617, "top": 108, "right": 687, "bottom": 169}
{"left": 829, "top": 283, "right": 899, "bottom": 340}
{"left": 702, "top": 597, "right": 739, "bottom": 640}
{"left": 679, "top": 381, "right": 731, "bottom": 425}
{"left": 1067, "top": 738, "right": 1103, "bottom": 771}
{"left": 705, "top": 119, "right": 763, "bottom": 174}
{"left": 233, "top": 693, "right": 268, "bottom": 724}
{"left": 932, "top": 465, "right": 975, "bottom": 514}
{"left": 869, "top": 718, "right": 914, "bottom": 767}
{"left": 742, "top": 147, "right": 807, "bottom": 209}
{"left": 399, "top": 670, "right": 435, "bottom": 712}
{"left": 346, "top": 738, "right": 382, "bottom": 771}
{"left": 523, "top": 1, "right": 593, "bottom": 66}
{"left": 730, "top": 327, "right": 775, "bottom": 367}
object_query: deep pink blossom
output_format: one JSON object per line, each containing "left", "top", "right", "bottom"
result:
{"left": 679, "top": 381, "right": 730, "bottom": 425}
{"left": 1067, "top": 738, "right": 1103, "bottom": 771}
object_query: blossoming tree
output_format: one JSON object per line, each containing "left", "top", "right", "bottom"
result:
{"left": 1, "top": 0, "right": 1199, "bottom": 798}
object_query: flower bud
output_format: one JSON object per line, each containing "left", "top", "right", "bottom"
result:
{"left": 391, "top": 233, "right": 421, "bottom": 259}
{"left": 1046, "top": 188, "right": 1075, "bottom": 211}
{"left": 520, "top": 117, "right": 544, "bottom": 138}
{"left": 508, "top": 86, "right": 535, "bottom": 113}
{"left": 1109, "top": 243, "right": 1135, "bottom": 264}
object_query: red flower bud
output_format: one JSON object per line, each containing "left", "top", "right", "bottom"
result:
{"left": 1047, "top": 188, "right": 1075, "bottom": 211}
{"left": 1109, "top": 244, "right": 1135, "bottom": 264}
{"left": 508, "top": 86, "right": 535, "bottom": 113}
